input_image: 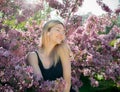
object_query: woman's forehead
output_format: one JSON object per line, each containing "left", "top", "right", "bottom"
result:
{"left": 52, "top": 24, "right": 64, "bottom": 29}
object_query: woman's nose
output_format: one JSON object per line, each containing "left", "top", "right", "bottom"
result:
{"left": 59, "top": 33, "right": 65, "bottom": 39}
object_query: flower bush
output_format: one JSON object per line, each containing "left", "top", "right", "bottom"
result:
{"left": 0, "top": 0, "right": 120, "bottom": 91}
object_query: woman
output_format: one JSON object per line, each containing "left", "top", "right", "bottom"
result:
{"left": 27, "top": 20, "right": 75, "bottom": 92}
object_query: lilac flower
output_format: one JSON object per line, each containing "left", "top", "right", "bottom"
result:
{"left": 90, "top": 77, "right": 99, "bottom": 87}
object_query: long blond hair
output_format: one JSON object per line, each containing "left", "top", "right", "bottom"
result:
{"left": 40, "top": 20, "right": 72, "bottom": 66}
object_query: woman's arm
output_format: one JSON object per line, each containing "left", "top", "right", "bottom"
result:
{"left": 27, "top": 52, "right": 43, "bottom": 81}
{"left": 58, "top": 43, "right": 72, "bottom": 92}
{"left": 61, "top": 56, "right": 71, "bottom": 92}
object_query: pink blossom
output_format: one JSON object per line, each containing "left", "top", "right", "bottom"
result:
{"left": 83, "top": 68, "right": 91, "bottom": 76}
{"left": 115, "top": 6, "right": 120, "bottom": 15}
{"left": 3, "top": 51, "right": 11, "bottom": 57}
{"left": 24, "top": 66, "right": 33, "bottom": 74}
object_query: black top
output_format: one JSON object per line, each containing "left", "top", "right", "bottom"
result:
{"left": 35, "top": 51, "right": 76, "bottom": 92}
{"left": 35, "top": 51, "right": 63, "bottom": 81}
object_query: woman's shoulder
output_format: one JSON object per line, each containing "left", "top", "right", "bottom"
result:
{"left": 28, "top": 51, "right": 37, "bottom": 58}
{"left": 57, "top": 42, "right": 71, "bottom": 52}
{"left": 57, "top": 42, "right": 74, "bottom": 60}
{"left": 27, "top": 51, "right": 38, "bottom": 64}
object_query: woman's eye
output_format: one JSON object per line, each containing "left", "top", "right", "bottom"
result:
{"left": 56, "top": 29, "right": 66, "bottom": 34}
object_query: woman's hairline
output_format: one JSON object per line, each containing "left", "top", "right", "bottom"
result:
{"left": 42, "top": 20, "right": 64, "bottom": 31}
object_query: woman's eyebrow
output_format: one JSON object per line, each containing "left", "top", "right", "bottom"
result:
{"left": 56, "top": 27, "right": 65, "bottom": 30}
{"left": 56, "top": 27, "right": 61, "bottom": 29}
{"left": 56, "top": 28, "right": 65, "bottom": 32}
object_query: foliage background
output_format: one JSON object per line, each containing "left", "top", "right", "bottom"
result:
{"left": 0, "top": 0, "right": 120, "bottom": 92}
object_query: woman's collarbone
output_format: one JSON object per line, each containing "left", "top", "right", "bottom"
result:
{"left": 40, "top": 56, "right": 54, "bottom": 69}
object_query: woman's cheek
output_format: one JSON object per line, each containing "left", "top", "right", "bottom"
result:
{"left": 60, "top": 34, "right": 65, "bottom": 41}
{"left": 58, "top": 34, "right": 63, "bottom": 40}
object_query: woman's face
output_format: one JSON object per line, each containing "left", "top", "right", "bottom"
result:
{"left": 48, "top": 24, "right": 66, "bottom": 44}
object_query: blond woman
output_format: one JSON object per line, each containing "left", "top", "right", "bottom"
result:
{"left": 27, "top": 20, "right": 75, "bottom": 92}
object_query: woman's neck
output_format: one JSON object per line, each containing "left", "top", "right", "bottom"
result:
{"left": 40, "top": 42, "right": 57, "bottom": 57}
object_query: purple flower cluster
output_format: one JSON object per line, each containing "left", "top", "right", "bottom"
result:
{"left": 97, "top": 0, "right": 120, "bottom": 15}
{"left": 68, "top": 14, "right": 120, "bottom": 88}
{"left": 96, "top": 0, "right": 112, "bottom": 13}
{"left": 0, "top": 0, "right": 44, "bottom": 22}
{"left": 46, "top": 0, "right": 84, "bottom": 19}
{"left": 1, "top": 0, "right": 120, "bottom": 91}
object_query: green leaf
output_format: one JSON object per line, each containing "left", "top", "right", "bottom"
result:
{"left": 116, "top": 34, "right": 120, "bottom": 39}
{"left": 0, "top": 12, "right": 3, "bottom": 18}
{"left": 96, "top": 74, "right": 104, "bottom": 81}
{"left": 105, "top": 22, "right": 115, "bottom": 34}
{"left": 98, "top": 31, "right": 105, "bottom": 35}
{"left": 109, "top": 39, "right": 117, "bottom": 46}
{"left": 98, "top": 22, "right": 115, "bottom": 35}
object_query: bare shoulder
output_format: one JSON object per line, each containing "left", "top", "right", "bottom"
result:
{"left": 28, "top": 52, "right": 37, "bottom": 58}
{"left": 57, "top": 42, "right": 74, "bottom": 61}
{"left": 58, "top": 42, "right": 70, "bottom": 51}
{"left": 58, "top": 42, "right": 72, "bottom": 56}
{"left": 27, "top": 51, "right": 38, "bottom": 65}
